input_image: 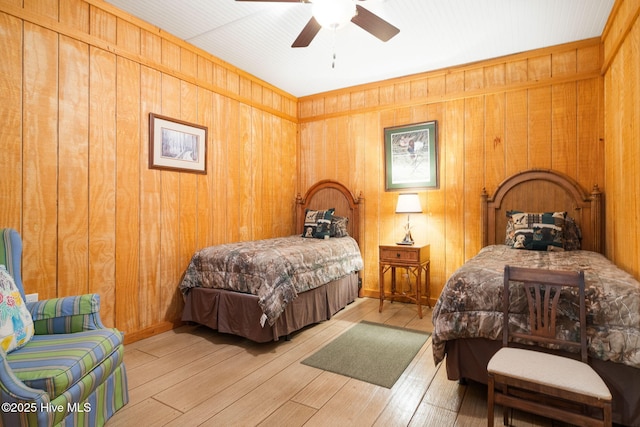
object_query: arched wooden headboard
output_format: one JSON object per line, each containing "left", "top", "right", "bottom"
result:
{"left": 295, "top": 180, "right": 364, "bottom": 246}
{"left": 481, "top": 169, "right": 603, "bottom": 253}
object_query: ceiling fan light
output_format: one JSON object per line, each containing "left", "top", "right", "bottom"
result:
{"left": 312, "top": 0, "right": 357, "bottom": 30}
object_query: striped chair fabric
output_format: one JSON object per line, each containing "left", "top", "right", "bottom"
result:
{"left": 0, "top": 228, "right": 129, "bottom": 426}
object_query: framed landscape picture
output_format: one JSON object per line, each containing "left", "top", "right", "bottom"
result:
{"left": 384, "top": 121, "right": 438, "bottom": 191}
{"left": 149, "top": 113, "right": 207, "bottom": 174}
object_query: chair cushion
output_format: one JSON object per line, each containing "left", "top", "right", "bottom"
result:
{"left": 487, "top": 347, "right": 612, "bottom": 400}
{"left": 6, "top": 328, "right": 123, "bottom": 400}
{"left": 0, "top": 266, "right": 35, "bottom": 353}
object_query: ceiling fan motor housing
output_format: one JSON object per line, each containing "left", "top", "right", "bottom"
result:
{"left": 312, "top": 0, "right": 357, "bottom": 30}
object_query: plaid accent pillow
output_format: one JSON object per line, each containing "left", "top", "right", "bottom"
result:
{"left": 302, "top": 208, "right": 335, "bottom": 239}
{"left": 506, "top": 211, "right": 566, "bottom": 251}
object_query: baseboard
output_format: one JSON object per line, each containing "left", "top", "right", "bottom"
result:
{"left": 123, "top": 320, "right": 183, "bottom": 344}
{"left": 360, "top": 290, "right": 434, "bottom": 307}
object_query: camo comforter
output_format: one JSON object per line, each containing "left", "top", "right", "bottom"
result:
{"left": 179, "top": 235, "right": 363, "bottom": 326}
{"left": 432, "top": 245, "right": 640, "bottom": 369}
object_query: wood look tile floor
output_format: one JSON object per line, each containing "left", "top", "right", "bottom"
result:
{"left": 107, "top": 297, "right": 564, "bottom": 427}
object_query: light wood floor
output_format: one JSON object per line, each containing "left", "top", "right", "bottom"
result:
{"left": 107, "top": 297, "right": 563, "bottom": 427}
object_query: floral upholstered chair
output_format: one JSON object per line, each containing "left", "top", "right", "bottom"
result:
{"left": 0, "top": 228, "right": 128, "bottom": 426}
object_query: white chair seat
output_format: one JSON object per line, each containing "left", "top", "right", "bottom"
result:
{"left": 488, "top": 347, "right": 612, "bottom": 400}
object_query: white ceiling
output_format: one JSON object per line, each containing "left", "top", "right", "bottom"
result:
{"left": 104, "top": 0, "right": 614, "bottom": 98}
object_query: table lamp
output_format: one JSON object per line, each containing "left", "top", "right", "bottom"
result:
{"left": 395, "top": 193, "right": 422, "bottom": 245}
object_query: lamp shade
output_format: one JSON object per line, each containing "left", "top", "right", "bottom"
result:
{"left": 395, "top": 193, "right": 422, "bottom": 214}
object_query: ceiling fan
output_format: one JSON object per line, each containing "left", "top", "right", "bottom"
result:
{"left": 236, "top": 0, "right": 400, "bottom": 48}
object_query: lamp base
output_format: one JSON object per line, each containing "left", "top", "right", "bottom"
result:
{"left": 396, "top": 231, "right": 415, "bottom": 246}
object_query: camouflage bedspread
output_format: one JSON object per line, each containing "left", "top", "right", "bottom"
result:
{"left": 179, "top": 236, "right": 363, "bottom": 326}
{"left": 432, "top": 245, "right": 640, "bottom": 369}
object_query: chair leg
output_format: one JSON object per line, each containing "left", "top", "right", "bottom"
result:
{"left": 604, "top": 401, "right": 612, "bottom": 427}
{"left": 487, "top": 375, "right": 495, "bottom": 427}
{"left": 502, "top": 384, "right": 509, "bottom": 426}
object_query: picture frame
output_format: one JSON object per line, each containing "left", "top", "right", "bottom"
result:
{"left": 149, "top": 113, "right": 207, "bottom": 174}
{"left": 384, "top": 120, "right": 438, "bottom": 191}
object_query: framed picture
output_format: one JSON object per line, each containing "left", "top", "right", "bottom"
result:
{"left": 149, "top": 113, "right": 207, "bottom": 174}
{"left": 384, "top": 120, "right": 438, "bottom": 191}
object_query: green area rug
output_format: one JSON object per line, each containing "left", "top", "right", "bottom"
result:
{"left": 301, "top": 321, "right": 430, "bottom": 388}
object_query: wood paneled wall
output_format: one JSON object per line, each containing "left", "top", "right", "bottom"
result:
{"left": 298, "top": 39, "right": 606, "bottom": 302}
{"left": 0, "top": 0, "right": 298, "bottom": 342}
{"left": 602, "top": 0, "right": 640, "bottom": 279}
{"left": 2, "top": 0, "right": 629, "bottom": 343}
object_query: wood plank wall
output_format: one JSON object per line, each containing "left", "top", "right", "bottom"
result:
{"left": 2, "top": 0, "right": 631, "bottom": 343}
{"left": 298, "top": 39, "right": 606, "bottom": 303}
{"left": 0, "top": 0, "right": 298, "bottom": 343}
{"left": 602, "top": 0, "right": 640, "bottom": 279}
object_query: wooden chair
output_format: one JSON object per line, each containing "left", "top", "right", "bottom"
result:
{"left": 487, "top": 266, "right": 612, "bottom": 427}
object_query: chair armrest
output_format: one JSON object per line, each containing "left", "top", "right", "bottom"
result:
{"left": 27, "top": 294, "right": 106, "bottom": 334}
{"left": 0, "top": 349, "right": 52, "bottom": 426}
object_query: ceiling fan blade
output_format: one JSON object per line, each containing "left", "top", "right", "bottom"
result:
{"left": 292, "top": 17, "right": 321, "bottom": 48}
{"left": 351, "top": 4, "right": 399, "bottom": 42}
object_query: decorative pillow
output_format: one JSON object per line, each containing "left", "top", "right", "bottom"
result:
{"left": 0, "top": 266, "right": 34, "bottom": 353}
{"left": 302, "top": 208, "right": 335, "bottom": 239}
{"left": 506, "top": 211, "right": 566, "bottom": 251}
{"left": 329, "top": 216, "right": 349, "bottom": 238}
{"left": 563, "top": 216, "right": 582, "bottom": 251}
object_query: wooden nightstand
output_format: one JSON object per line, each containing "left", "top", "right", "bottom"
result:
{"left": 379, "top": 243, "right": 430, "bottom": 318}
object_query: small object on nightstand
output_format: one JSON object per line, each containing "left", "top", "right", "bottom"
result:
{"left": 379, "top": 243, "right": 430, "bottom": 318}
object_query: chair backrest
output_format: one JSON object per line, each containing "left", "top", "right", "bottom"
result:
{"left": 502, "top": 265, "right": 587, "bottom": 362}
{"left": 0, "top": 228, "right": 26, "bottom": 301}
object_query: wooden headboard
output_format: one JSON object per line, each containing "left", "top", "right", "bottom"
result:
{"left": 295, "top": 180, "right": 364, "bottom": 245}
{"left": 481, "top": 169, "right": 603, "bottom": 253}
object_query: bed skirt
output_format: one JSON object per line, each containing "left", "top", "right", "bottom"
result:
{"left": 182, "top": 272, "right": 359, "bottom": 343}
{"left": 444, "top": 338, "right": 640, "bottom": 426}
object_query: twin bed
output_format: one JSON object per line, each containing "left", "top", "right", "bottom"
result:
{"left": 179, "top": 180, "right": 364, "bottom": 343}
{"left": 178, "top": 170, "right": 639, "bottom": 425}
{"left": 432, "top": 169, "right": 640, "bottom": 426}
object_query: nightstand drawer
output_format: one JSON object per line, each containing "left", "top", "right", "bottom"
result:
{"left": 380, "top": 247, "right": 419, "bottom": 263}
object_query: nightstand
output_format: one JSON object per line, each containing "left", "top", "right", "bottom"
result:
{"left": 379, "top": 243, "right": 430, "bottom": 318}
